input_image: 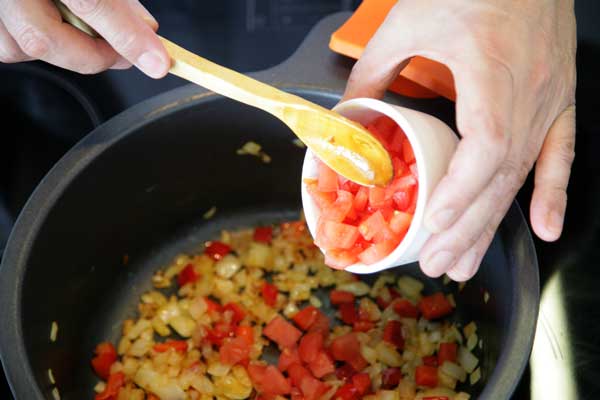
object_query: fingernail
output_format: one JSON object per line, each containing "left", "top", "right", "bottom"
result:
{"left": 136, "top": 50, "right": 168, "bottom": 78}
{"left": 422, "top": 250, "right": 455, "bottom": 277}
{"left": 547, "top": 210, "right": 564, "bottom": 235}
{"left": 426, "top": 209, "right": 456, "bottom": 233}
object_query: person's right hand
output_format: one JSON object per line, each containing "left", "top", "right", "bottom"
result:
{"left": 0, "top": 0, "right": 169, "bottom": 78}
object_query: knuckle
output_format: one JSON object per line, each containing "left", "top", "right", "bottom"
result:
{"left": 15, "top": 26, "right": 49, "bottom": 58}
{"left": 499, "top": 159, "right": 529, "bottom": 190}
{"left": 63, "top": 0, "right": 104, "bottom": 17}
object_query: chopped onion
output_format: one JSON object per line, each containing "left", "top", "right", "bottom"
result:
{"left": 470, "top": 367, "right": 481, "bottom": 385}
{"left": 50, "top": 321, "right": 58, "bottom": 342}
{"left": 467, "top": 332, "right": 478, "bottom": 351}
{"left": 440, "top": 361, "right": 467, "bottom": 382}
{"left": 378, "top": 390, "right": 400, "bottom": 400}
{"left": 458, "top": 347, "right": 479, "bottom": 373}
{"left": 397, "top": 276, "right": 424, "bottom": 301}
{"left": 336, "top": 281, "right": 370, "bottom": 296}
{"left": 215, "top": 254, "right": 242, "bottom": 279}
{"left": 376, "top": 342, "right": 403, "bottom": 367}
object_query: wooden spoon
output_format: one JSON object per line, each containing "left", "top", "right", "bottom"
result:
{"left": 54, "top": 4, "right": 393, "bottom": 186}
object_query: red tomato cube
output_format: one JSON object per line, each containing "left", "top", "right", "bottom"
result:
{"left": 306, "top": 181, "right": 336, "bottom": 209}
{"left": 438, "top": 342, "right": 458, "bottom": 365}
{"left": 329, "top": 290, "right": 355, "bottom": 305}
{"left": 330, "top": 333, "right": 368, "bottom": 371}
{"left": 315, "top": 219, "right": 360, "bottom": 250}
{"left": 322, "top": 190, "right": 354, "bottom": 222}
{"left": 261, "top": 282, "right": 278, "bottom": 307}
{"left": 418, "top": 293, "right": 454, "bottom": 320}
{"left": 358, "top": 239, "right": 399, "bottom": 265}
{"left": 402, "top": 137, "right": 416, "bottom": 163}
{"left": 415, "top": 365, "right": 438, "bottom": 387}
{"left": 393, "top": 299, "right": 419, "bottom": 319}
{"left": 278, "top": 346, "right": 301, "bottom": 372}
{"left": 381, "top": 367, "right": 402, "bottom": 389}
{"left": 334, "top": 382, "right": 360, "bottom": 400}
{"left": 338, "top": 302, "right": 358, "bottom": 325}
{"left": 318, "top": 162, "right": 339, "bottom": 192}
{"left": 389, "top": 211, "right": 413, "bottom": 235}
{"left": 351, "top": 373, "right": 371, "bottom": 395}
{"left": 383, "top": 320, "right": 405, "bottom": 349}
{"left": 263, "top": 316, "right": 302, "bottom": 349}
{"left": 299, "top": 331, "right": 324, "bottom": 364}
{"left": 353, "top": 186, "right": 369, "bottom": 212}
{"left": 368, "top": 187, "right": 387, "bottom": 208}
{"left": 324, "top": 249, "right": 360, "bottom": 269}
{"left": 91, "top": 342, "right": 117, "bottom": 380}
{"left": 219, "top": 336, "right": 250, "bottom": 365}
{"left": 308, "top": 351, "right": 335, "bottom": 378}
{"left": 292, "top": 306, "right": 320, "bottom": 331}
{"left": 358, "top": 211, "right": 386, "bottom": 241}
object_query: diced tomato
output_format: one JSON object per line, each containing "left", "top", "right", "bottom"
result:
{"left": 389, "top": 130, "right": 405, "bottom": 153}
{"left": 315, "top": 219, "right": 360, "bottom": 250}
{"left": 409, "top": 162, "right": 418, "bottom": 178}
{"left": 261, "top": 282, "right": 278, "bottom": 307}
{"left": 235, "top": 325, "right": 254, "bottom": 345}
{"left": 95, "top": 372, "right": 125, "bottom": 400}
{"left": 308, "top": 312, "right": 330, "bottom": 337}
{"left": 325, "top": 249, "right": 360, "bottom": 270}
{"left": 352, "top": 320, "right": 375, "bottom": 332}
{"left": 386, "top": 175, "right": 417, "bottom": 202}
{"left": 153, "top": 340, "right": 188, "bottom": 353}
{"left": 292, "top": 306, "right": 319, "bottom": 331}
{"left": 278, "top": 346, "right": 301, "bottom": 372}
{"left": 334, "top": 382, "right": 360, "bottom": 400}
{"left": 329, "top": 290, "right": 355, "bottom": 305}
{"left": 223, "top": 302, "right": 246, "bottom": 324}
{"left": 318, "top": 162, "right": 339, "bottom": 192}
{"left": 177, "top": 264, "right": 199, "bottom": 286}
{"left": 220, "top": 336, "right": 250, "bottom": 365}
{"left": 205, "top": 241, "right": 231, "bottom": 260}
{"left": 383, "top": 320, "right": 405, "bottom": 349}
{"left": 290, "top": 387, "right": 305, "bottom": 400}
{"left": 422, "top": 355, "right": 438, "bottom": 367}
{"left": 368, "top": 187, "right": 387, "bottom": 208}
{"left": 248, "top": 363, "right": 268, "bottom": 389}
{"left": 381, "top": 367, "right": 402, "bottom": 389}
{"left": 306, "top": 181, "right": 336, "bottom": 209}
{"left": 392, "top": 190, "right": 412, "bottom": 211}
{"left": 393, "top": 299, "right": 419, "bottom": 319}
{"left": 358, "top": 238, "right": 399, "bottom": 265}
{"left": 353, "top": 186, "right": 369, "bottom": 212}
{"left": 206, "top": 322, "right": 235, "bottom": 346}
{"left": 322, "top": 190, "right": 353, "bottom": 222}
{"left": 254, "top": 226, "right": 273, "bottom": 243}
{"left": 288, "top": 363, "right": 311, "bottom": 387}
{"left": 299, "top": 331, "right": 324, "bottom": 363}
{"left": 389, "top": 211, "right": 413, "bottom": 235}
{"left": 91, "top": 342, "right": 117, "bottom": 380}
{"left": 402, "top": 137, "right": 415, "bottom": 163}
{"left": 418, "top": 293, "right": 454, "bottom": 320}
{"left": 204, "top": 297, "right": 222, "bottom": 313}
{"left": 330, "top": 333, "right": 368, "bottom": 371}
{"left": 415, "top": 365, "right": 438, "bottom": 387}
{"left": 438, "top": 342, "right": 458, "bottom": 365}
{"left": 352, "top": 373, "right": 371, "bottom": 395}
{"left": 338, "top": 302, "right": 358, "bottom": 325}
{"left": 372, "top": 224, "right": 399, "bottom": 245}
{"left": 308, "top": 351, "right": 335, "bottom": 378}
{"left": 358, "top": 211, "right": 386, "bottom": 241}
{"left": 335, "top": 363, "right": 356, "bottom": 381}
{"left": 341, "top": 179, "right": 360, "bottom": 193}
{"left": 373, "top": 115, "right": 397, "bottom": 136}
{"left": 299, "top": 375, "right": 329, "bottom": 400}
{"left": 249, "top": 364, "right": 291, "bottom": 395}
{"left": 263, "top": 316, "right": 302, "bottom": 348}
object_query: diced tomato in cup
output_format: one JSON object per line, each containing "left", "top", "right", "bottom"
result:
{"left": 306, "top": 116, "right": 418, "bottom": 269}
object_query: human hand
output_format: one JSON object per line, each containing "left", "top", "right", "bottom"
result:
{"left": 343, "top": 0, "right": 576, "bottom": 281}
{"left": 0, "top": 0, "right": 169, "bottom": 78}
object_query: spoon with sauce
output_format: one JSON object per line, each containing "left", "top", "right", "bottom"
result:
{"left": 54, "top": 4, "right": 393, "bottom": 187}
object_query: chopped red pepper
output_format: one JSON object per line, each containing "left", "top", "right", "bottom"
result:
{"left": 329, "top": 290, "right": 355, "bottom": 305}
{"left": 422, "top": 355, "right": 438, "bottom": 367}
{"left": 381, "top": 367, "right": 402, "bottom": 389}
{"left": 91, "top": 342, "right": 117, "bottom": 380}
{"left": 95, "top": 372, "right": 125, "bottom": 400}
{"left": 205, "top": 241, "right": 231, "bottom": 260}
{"left": 335, "top": 363, "right": 356, "bottom": 381}
{"left": 223, "top": 302, "right": 246, "bottom": 324}
{"left": 415, "top": 365, "right": 438, "bottom": 387}
{"left": 351, "top": 373, "right": 371, "bottom": 395}
{"left": 253, "top": 226, "right": 273, "bottom": 243}
{"left": 220, "top": 336, "right": 251, "bottom": 365}
{"left": 177, "top": 264, "right": 199, "bottom": 286}
{"left": 383, "top": 320, "right": 405, "bottom": 349}
{"left": 393, "top": 299, "right": 419, "bottom": 319}
{"left": 338, "top": 302, "right": 358, "bottom": 325}
{"left": 235, "top": 325, "right": 254, "bottom": 345}
{"left": 206, "top": 321, "right": 236, "bottom": 346}
{"left": 418, "top": 292, "right": 454, "bottom": 320}
{"left": 204, "top": 297, "right": 222, "bottom": 313}
{"left": 334, "top": 382, "right": 360, "bottom": 400}
{"left": 261, "top": 282, "right": 279, "bottom": 307}
{"left": 352, "top": 320, "right": 375, "bottom": 332}
{"left": 438, "top": 342, "right": 458, "bottom": 365}
{"left": 153, "top": 340, "right": 188, "bottom": 353}
{"left": 292, "top": 306, "right": 319, "bottom": 331}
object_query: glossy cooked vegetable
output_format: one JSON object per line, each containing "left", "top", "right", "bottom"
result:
{"left": 90, "top": 220, "right": 478, "bottom": 400}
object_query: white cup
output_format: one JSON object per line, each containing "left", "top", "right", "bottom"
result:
{"left": 301, "top": 98, "right": 459, "bottom": 274}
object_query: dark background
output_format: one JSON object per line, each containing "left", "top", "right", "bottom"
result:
{"left": 1, "top": 0, "right": 600, "bottom": 398}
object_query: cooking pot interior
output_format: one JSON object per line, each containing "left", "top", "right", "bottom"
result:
{"left": 17, "top": 90, "right": 512, "bottom": 399}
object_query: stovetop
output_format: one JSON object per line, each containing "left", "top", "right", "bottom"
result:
{"left": 1, "top": 1, "right": 600, "bottom": 399}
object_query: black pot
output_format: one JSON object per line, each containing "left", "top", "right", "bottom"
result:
{"left": 0, "top": 13, "right": 539, "bottom": 400}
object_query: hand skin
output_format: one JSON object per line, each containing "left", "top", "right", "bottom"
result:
{"left": 0, "top": 0, "right": 169, "bottom": 78}
{"left": 343, "top": 0, "right": 576, "bottom": 281}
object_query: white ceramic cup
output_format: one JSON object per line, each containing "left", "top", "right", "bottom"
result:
{"left": 301, "top": 98, "right": 459, "bottom": 274}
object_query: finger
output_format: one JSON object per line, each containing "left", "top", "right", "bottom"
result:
{"left": 341, "top": 4, "right": 412, "bottom": 101}
{"left": 126, "top": 0, "right": 158, "bottom": 31}
{"left": 0, "top": 0, "right": 121, "bottom": 73}
{"left": 110, "top": 55, "right": 132, "bottom": 70}
{"left": 62, "top": 0, "right": 169, "bottom": 78}
{"left": 530, "top": 105, "right": 575, "bottom": 242}
{"left": 0, "top": 19, "right": 32, "bottom": 63}
{"left": 446, "top": 230, "right": 494, "bottom": 282}
{"left": 419, "top": 161, "right": 518, "bottom": 277}
{"left": 424, "top": 64, "right": 514, "bottom": 233}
